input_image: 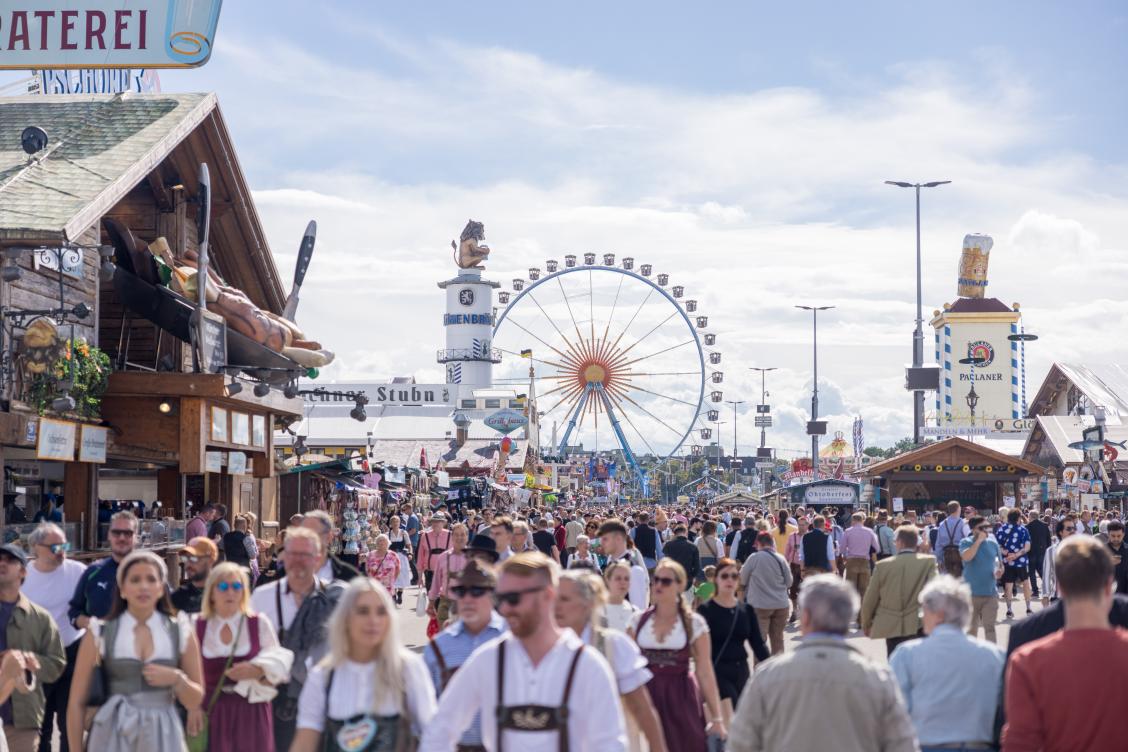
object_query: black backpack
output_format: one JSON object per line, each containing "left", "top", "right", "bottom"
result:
{"left": 735, "top": 530, "right": 757, "bottom": 562}
{"left": 941, "top": 519, "right": 963, "bottom": 576}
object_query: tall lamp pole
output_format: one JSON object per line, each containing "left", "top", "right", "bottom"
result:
{"left": 796, "top": 305, "right": 834, "bottom": 481}
{"left": 750, "top": 367, "right": 777, "bottom": 494}
{"left": 725, "top": 400, "right": 744, "bottom": 484}
{"left": 885, "top": 179, "right": 950, "bottom": 444}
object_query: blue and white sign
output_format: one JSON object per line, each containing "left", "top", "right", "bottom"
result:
{"left": 485, "top": 408, "right": 528, "bottom": 435}
{"left": 33, "top": 67, "right": 160, "bottom": 94}
{"left": 444, "top": 313, "right": 494, "bottom": 326}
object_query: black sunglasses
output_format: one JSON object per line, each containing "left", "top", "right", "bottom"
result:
{"left": 109, "top": 529, "right": 135, "bottom": 538}
{"left": 652, "top": 575, "right": 677, "bottom": 587}
{"left": 451, "top": 585, "right": 493, "bottom": 599}
{"left": 494, "top": 586, "right": 545, "bottom": 606}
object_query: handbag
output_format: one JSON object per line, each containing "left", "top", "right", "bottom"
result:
{"left": 188, "top": 616, "right": 244, "bottom": 752}
{"left": 415, "top": 590, "right": 429, "bottom": 617}
{"left": 87, "top": 618, "right": 119, "bottom": 707}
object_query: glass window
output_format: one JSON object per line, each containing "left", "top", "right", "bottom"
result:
{"left": 461, "top": 400, "right": 477, "bottom": 409}
{"left": 484, "top": 399, "right": 501, "bottom": 408}
{"left": 509, "top": 400, "right": 523, "bottom": 408}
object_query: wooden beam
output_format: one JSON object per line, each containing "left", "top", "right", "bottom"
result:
{"left": 179, "top": 397, "right": 206, "bottom": 474}
{"left": 147, "top": 168, "right": 174, "bottom": 212}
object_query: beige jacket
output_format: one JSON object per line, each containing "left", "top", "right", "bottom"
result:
{"left": 728, "top": 638, "right": 919, "bottom": 752}
{"left": 860, "top": 552, "right": 936, "bottom": 639}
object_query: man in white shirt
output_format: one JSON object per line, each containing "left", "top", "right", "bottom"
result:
{"left": 250, "top": 526, "right": 340, "bottom": 751}
{"left": 24, "top": 523, "right": 85, "bottom": 752}
{"left": 421, "top": 552, "right": 627, "bottom": 752}
{"left": 598, "top": 519, "right": 650, "bottom": 608}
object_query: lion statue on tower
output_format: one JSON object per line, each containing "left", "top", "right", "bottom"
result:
{"left": 452, "top": 219, "right": 490, "bottom": 269}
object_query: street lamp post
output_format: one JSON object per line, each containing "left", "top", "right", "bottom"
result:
{"left": 724, "top": 399, "right": 744, "bottom": 483}
{"left": 796, "top": 305, "right": 834, "bottom": 481}
{"left": 750, "top": 367, "right": 777, "bottom": 494}
{"left": 885, "top": 179, "right": 951, "bottom": 444}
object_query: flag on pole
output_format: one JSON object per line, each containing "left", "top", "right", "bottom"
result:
{"left": 520, "top": 349, "right": 533, "bottom": 358}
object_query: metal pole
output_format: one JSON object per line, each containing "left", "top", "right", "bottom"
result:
{"left": 913, "top": 185, "right": 924, "bottom": 445}
{"left": 760, "top": 371, "right": 768, "bottom": 448}
{"left": 812, "top": 308, "right": 819, "bottom": 482}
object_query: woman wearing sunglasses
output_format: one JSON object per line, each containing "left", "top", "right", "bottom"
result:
{"left": 697, "top": 558, "right": 769, "bottom": 728}
{"left": 291, "top": 578, "right": 436, "bottom": 752}
{"left": 628, "top": 559, "right": 726, "bottom": 751}
{"left": 188, "top": 563, "right": 293, "bottom": 752}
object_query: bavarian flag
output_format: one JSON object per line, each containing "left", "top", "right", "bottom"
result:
{"left": 520, "top": 349, "right": 533, "bottom": 358}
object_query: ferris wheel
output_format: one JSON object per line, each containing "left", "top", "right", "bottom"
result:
{"left": 492, "top": 253, "right": 724, "bottom": 491}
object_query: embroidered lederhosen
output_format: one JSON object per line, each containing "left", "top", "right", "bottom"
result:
{"left": 494, "top": 639, "right": 584, "bottom": 752}
{"left": 322, "top": 668, "right": 414, "bottom": 752}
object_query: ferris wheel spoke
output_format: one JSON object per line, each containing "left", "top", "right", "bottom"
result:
{"left": 622, "top": 371, "right": 700, "bottom": 377}
{"left": 615, "top": 391, "right": 687, "bottom": 437}
{"left": 618, "top": 339, "right": 696, "bottom": 369}
{"left": 608, "top": 311, "right": 680, "bottom": 364}
{"left": 620, "top": 383, "right": 700, "bottom": 408}
{"left": 537, "top": 380, "right": 581, "bottom": 400}
{"left": 542, "top": 383, "right": 586, "bottom": 417}
{"left": 601, "top": 389, "right": 659, "bottom": 458}
{"left": 502, "top": 317, "right": 583, "bottom": 367}
{"left": 589, "top": 270, "right": 596, "bottom": 345}
{"left": 606, "top": 288, "right": 654, "bottom": 355}
{"left": 601, "top": 275, "right": 626, "bottom": 344}
{"left": 556, "top": 276, "right": 588, "bottom": 351}
{"left": 526, "top": 290, "right": 589, "bottom": 366}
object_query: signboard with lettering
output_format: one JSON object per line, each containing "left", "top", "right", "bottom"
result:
{"left": 303, "top": 383, "right": 452, "bottom": 407}
{"left": 36, "top": 418, "right": 75, "bottom": 460}
{"left": 0, "top": 1, "right": 225, "bottom": 70}
{"left": 485, "top": 408, "right": 528, "bottom": 434}
{"left": 198, "top": 309, "right": 227, "bottom": 374}
{"left": 33, "top": 67, "right": 159, "bottom": 93}
{"left": 79, "top": 424, "right": 107, "bottom": 463}
{"left": 803, "top": 484, "right": 858, "bottom": 505}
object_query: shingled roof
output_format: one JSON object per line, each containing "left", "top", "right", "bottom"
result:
{"left": 0, "top": 92, "right": 284, "bottom": 313}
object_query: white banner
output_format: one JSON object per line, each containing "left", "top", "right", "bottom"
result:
{"left": 36, "top": 418, "right": 75, "bottom": 460}
{"left": 79, "top": 425, "right": 107, "bottom": 463}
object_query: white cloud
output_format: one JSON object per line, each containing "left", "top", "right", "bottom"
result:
{"left": 197, "top": 24, "right": 1128, "bottom": 456}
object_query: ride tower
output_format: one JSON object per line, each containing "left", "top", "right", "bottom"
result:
{"left": 438, "top": 220, "right": 501, "bottom": 389}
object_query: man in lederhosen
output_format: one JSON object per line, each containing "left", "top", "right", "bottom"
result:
{"left": 420, "top": 552, "right": 626, "bottom": 752}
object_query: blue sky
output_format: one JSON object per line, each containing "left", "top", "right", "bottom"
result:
{"left": 6, "top": 2, "right": 1127, "bottom": 455}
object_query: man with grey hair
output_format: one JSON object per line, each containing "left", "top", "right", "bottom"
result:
{"left": 889, "top": 576, "right": 1004, "bottom": 750}
{"left": 729, "top": 574, "right": 918, "bottom": 752}
{"left": 300, "top": 509, "right": 360, "bottom": 583}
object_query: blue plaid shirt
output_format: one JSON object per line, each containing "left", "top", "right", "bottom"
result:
{"left": 996, "top": 523, "right": 1030, "bottom": 568}
{"left": 423, "top": 611, "right": 507, "bottom": 746}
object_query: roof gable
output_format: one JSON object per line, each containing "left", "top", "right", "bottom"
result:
{"left": 861, "top": 437, "right": 1043, "bottom": 476}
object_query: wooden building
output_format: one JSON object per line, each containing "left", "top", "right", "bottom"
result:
{"left": 0, "top": 93, "right": 303, "bottom": 552}
{"left": 858, "top": 437, "right": 1045, "bottom": 513}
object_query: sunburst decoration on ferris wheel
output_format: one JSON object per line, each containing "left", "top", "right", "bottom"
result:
{"left": 492, "top": 252, "right": 723, "bottom": 492}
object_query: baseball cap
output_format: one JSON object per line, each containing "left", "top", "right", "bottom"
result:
{"left": 181, "top": 536, "right": 219, "bottom": 560}
{"left": 0, "top": 543, "right": 28, "bottom": 565}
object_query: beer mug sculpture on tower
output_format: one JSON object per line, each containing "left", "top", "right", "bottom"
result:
{"left": 957, "top": 233, "right": 993, "bottom": 299}
{"left": 166, "top": 0, "right": 225, "bottom": 66}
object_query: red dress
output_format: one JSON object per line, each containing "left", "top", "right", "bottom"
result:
{"left": 196, "top": 614, "right": 275, "bottom": 752}
{"left": 635, "top": 609, "right": 707, "bottom": 751}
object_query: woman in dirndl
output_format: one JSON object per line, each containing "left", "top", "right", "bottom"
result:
{"left": 387, "top": 517, "right": 414, "bottom": 606}
{"left": 628, "top": 558, "right": 727, "bottom": 752}
{"left": 290, "top": 577, "right": 436, "bottom": 752}
{"left": 187, "top": 562, "right": 293, "bottom": 751}
{"left": 67, "top": 551, "right": 205, "bottom": 751}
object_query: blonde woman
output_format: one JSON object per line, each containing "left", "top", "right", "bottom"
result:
{"left": 628, "top": 558, "right": 726, "bottom": 752}
{"left": 68, "top": 551, "right": 204, "bottom": 751}
{"left": 188, "top": 563, "right": 292, "bottom": 752}
{"left": 556, "top": 570, "right": 666, "bottom": 752}
{"left": 603, "top": 560, "right": 641, "bottom": 632}
{"left": 291, "top": 578, "right": 436, "bottom": 752}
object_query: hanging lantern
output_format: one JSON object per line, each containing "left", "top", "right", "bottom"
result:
{"left": 696, "top": 316, "right": 709, "bottom": 328}
{"left": 565, "top": 254, "right": 577, "bottom": 268}
{"left": 709, "top": 352, "right": 721, "bottom": 365}
{"left": 513, "top": 279, "right": 525, "bottom": 291}
{"left": 603, "top": 253, "right": 615, "bottom": 266}
{"left": 707, "top": 409, "right": 719, "bottom": 422}
{"left": 622, "top": 257, "right": 635, "bottom": 270}
{"left": 546, "top": 259, "right": 559, "bottom": 272}
{"left": 672, "top": 285, "right": 684, "bottom": 298}
{"left": 640, "top": 264, "right": 652, "bottom": 276}
{"left": 700, "top": 428, "right": 712, "bottom": 440}
{"left": 584, "top": 253, "right": 596, "bottom": 265}
{"left": 685, "top": 299, "right": 697, "bottom": 312}
{"left": 712, "top": 372, "right": 724, "bottom": 383}
{"left": 711, "top": 391, "right": 723, "bottom": 403}
{"left": 498, "top": 291, "right": 510, "bottom": 304}
{"left": 657, "top": 273, "right": 669, "bottom": 286}
{"left": 704, "top": 333, "right": 716, "bottom": 346}
{"left": 528, "top": 268, "right": 541, "bottom": 280}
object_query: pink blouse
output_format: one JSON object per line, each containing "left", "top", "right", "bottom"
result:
{"left": 366, "top": 550, "right": 400, "bottom": 591}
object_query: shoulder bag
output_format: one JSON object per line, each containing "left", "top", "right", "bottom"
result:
{"left": 86, "top": 618, "right": 119, "bottom": 706}
{"left": 188, "top": 616, "right": 244, "bottom": 752}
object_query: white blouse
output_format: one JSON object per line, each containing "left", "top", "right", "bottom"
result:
{"left": 628, "top": 610, "right": 709, "bottom": 650}
{"left": 296, "top": 653, "right": 437, "bottom": 733}
{"left": 193, "top": 612, "right": 281, "bottom": 659}
{"left": 604, "top": 601, "right": 640, "bottom": 633}
{"left": 92, "top": 611, "right": 192, "bottom": 660}
{"left": 581, "top": 625, "right": 651, "bottom": 695}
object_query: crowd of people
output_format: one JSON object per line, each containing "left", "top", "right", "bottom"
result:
{"left": 0, "top": 497, "right": 1123, "bottom": 751}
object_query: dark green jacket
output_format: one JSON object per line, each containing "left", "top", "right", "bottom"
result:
{"left": 7, "top": 593, "right": 65, "bottom": 729}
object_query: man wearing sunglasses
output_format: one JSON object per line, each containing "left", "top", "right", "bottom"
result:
{"left": 421, "top": 552, "right": 627, "bottom": 752}
{"left": 67, "top": 510, "right": 138, "bottom": 631}
{"left": 24, "top": 523, "right": 85, "bottom": 752}
{"left": 170, "top": 537, "right": 218, "bottom": 614}
{"left": 423, "top": 559, "right": 506, "bottom": 752}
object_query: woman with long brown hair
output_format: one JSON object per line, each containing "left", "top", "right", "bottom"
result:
{"left": 628, "top": 558, "right": 726, "bottom": 751}
{"left": 67, "top": 551, "right": 205, "bottom": 751}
